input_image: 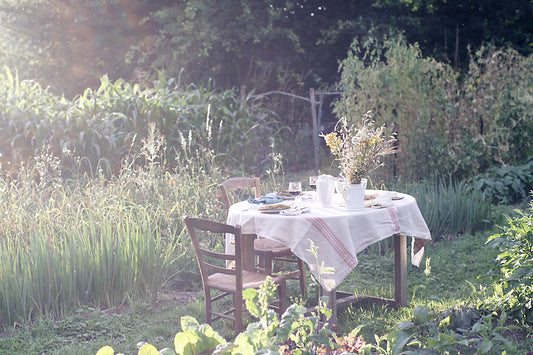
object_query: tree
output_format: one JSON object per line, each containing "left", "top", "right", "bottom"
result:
{"left": 0, "top": 0, "right": 154, "bottom": 97}
{"left": 1, "top": 0, "right": 532, "bottom": 97}
{"left": 371, "top": 0, "right": 533, "bottom": 68}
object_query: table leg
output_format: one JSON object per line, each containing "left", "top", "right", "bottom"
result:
{"left": 314, "top": 234, "right": 408, "bottom": 328}
{"left": 394, "top": 234, "right": 408, "bottom": 306}
{"left": 241, "top": 233, "right": 256, "bottom": 272}
{"left": 322, "top": 287, "right": 338, "bottom": 327}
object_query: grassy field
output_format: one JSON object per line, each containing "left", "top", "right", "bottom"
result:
{"left": 1, "top": 221, "right": 531, "bottom": 354}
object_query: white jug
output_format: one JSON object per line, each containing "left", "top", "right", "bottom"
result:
{"left": 316, "top": 174, "right": 334, "bottom": 207}
{"left": 342, "top": 182, "right": 366, "bottom": 210}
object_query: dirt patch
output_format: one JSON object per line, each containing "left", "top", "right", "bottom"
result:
{"left": 152, "top": 290, "right": 200, "bottom": 308}
{"left": 102, "top": 289, "right": 200, "bottom": 315}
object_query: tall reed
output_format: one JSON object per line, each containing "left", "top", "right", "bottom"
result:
{"left": 0, "top": 190, "right": 176, "bottom": 325}
{"left": 0, "top": 130, "right": 225, "bottom": 327}
{"left": 405, "top": 179, "right": 493, "bottom": 241}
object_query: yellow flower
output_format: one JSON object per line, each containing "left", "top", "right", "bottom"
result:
{"left": 324, "top": 132, "right": 341, "bottom": 154}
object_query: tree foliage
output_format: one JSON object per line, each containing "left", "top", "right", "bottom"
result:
{"left": 1, "top": 0, "right": 532, "bottom": 97}
{"left": 0, "top": 0, "right": 154, "bottom": 97}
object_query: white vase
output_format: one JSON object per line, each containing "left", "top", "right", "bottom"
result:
{"left": 316, "top": 174, "right": 335, "bottom": 207}
{"left": 342, "top": 183, "right": 365, "bottom": 210}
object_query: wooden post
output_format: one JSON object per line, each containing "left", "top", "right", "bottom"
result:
{"left": 310, "top": 88, "right": 319, "bottom": 175}
{"left": 240, "top": 85, "right": 246, "bottom": 109}
{"left": 394, "top": 234, "right": 408, "bottom": 306}
{"left": 322, "top": 286, "right": 338, "bottom": 328}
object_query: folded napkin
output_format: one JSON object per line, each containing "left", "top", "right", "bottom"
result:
{"left": 280, "top": 206, "right": 310, "bottom": 216}
{"left": 247, "top": 196, "right": 284, "bottom": 205}
{"left": 365, "top": 192, "right": 394, "bottom": 208}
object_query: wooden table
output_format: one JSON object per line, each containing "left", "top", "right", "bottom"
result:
{"left": 227, "top": 190, "right": 431, "bottom": 326}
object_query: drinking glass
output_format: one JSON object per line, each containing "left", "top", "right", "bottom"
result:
{"left": 308, "top": 176, "right": 317, "bottom": 190}
{"left": 288, "top": 181, "right": 302, "bottom": 196}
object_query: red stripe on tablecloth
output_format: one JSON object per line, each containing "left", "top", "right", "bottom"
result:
{"left": 305, "top": 217, "right": 358, "bottom": 269}
{"left": 387, "top": 207, "right": 401, "bottom": 234}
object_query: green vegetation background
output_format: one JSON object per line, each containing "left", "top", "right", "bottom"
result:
{"left": 0, "top": 1, "right": 532, "bottom": 353}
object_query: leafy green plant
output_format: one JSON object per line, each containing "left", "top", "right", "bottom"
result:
{"left": 468, "top": 159, "right": 533, "bottom": 204}
{"left": 487, "top": 199, "right": 533, "bottom": 323}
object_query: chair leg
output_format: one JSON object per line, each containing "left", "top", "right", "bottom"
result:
{"left": 297, "top": 259, "right": 307, "bottom": 299}
{"left": 264, "top": 252, "right": 274, "bottom": 275}
{"left": 277, "top": 278, "right": 287, "bottom": 317}
{"left": 204, "top": 287, "right": 212, "bottom": 324}
{"left": 257, "top": 255, "right": 265, "bottom": 271}
{"left": 233, "top": 293, "right": 243, "bottom": 336}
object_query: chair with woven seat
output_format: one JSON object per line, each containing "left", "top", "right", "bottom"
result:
{"left": 219, "top": 177, "right": 307, "bottom": 298}
{"left": 184, "top": 216, "right": 287, "bottom": 336}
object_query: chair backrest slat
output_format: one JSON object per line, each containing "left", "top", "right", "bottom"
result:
{"left": 184, "top": 215, "right": 243, "bottom": 289}
{"left": 200, "top": 248, "right": 236, "bottom": 261}
{"left": 204, "top": 263, "right": 237, "bottom": 275}
{"left": 220, "top": 177, "right": 261, "bottom": 211}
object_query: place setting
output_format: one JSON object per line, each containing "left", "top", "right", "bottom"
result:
{"left": 244, "top": 180, "right": 313, "bottom": 215}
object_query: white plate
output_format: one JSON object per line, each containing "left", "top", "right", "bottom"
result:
{"left": 259, "top": 210, "right": 281, "bottom": 214}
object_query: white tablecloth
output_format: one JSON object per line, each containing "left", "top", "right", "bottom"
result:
{"left": 227, "top": 190, "right": 432, "bottom": 291}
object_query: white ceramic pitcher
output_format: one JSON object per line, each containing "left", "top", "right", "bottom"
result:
{"left": 316, "top": 174, "right": 334, "bottom": 207}
{"left": 342, "top": 180, "right": 366, "bottom": 210}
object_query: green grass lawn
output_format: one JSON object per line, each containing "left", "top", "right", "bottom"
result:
{"left": 1, "top": 227, "right": 532, "bottom": 354}
{"left": 336, "top": 230, "right": 501, "bottom": 337}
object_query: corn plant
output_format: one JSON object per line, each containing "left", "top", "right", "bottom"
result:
{"left": 0, "top": 66, "right": 286, "bottom": 179}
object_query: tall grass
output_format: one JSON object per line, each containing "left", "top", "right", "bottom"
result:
{"left": 0, "top": 130, "right": 225, "bottom": 327}
{"left": 0, "top": 207, "right": 173, "bottom": 324}
{"left": 404, "top": 179, "right": 493, "bottom": 241}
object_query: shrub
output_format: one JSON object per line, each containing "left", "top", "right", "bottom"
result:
{"left": 468, "top": 159, "right": 533, "bottom": 205}
{"left": 334, "top": 36, "right": 533, "bottom": 182}
{"left": 487, "top": 199, "right": 533, "bottom": 323}
{"left": 334, "top": 36, "right": 463, "bottom": 180}
{"left": 463, "top": 46, "right": 533, "bottom": 171}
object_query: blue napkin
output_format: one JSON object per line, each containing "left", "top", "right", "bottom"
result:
{"left": 247, "top": 196, "right": 283, "bottom": 205}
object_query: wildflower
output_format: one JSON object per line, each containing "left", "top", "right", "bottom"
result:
{"left": 324, "top": 132, "right": 342, "bottom": 155}
{"left": 424, "top": 257, "right": 431, "bottom": 277}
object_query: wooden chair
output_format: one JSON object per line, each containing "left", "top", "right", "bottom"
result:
{"left": 184, "top": 216, "right": 287, "bottom": 336}
{"left": 219, "top": 177, "right": 307, "bottom": 298}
